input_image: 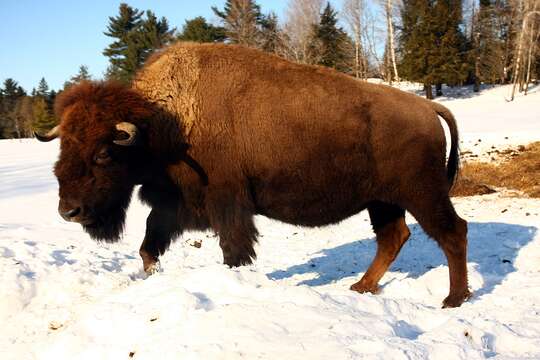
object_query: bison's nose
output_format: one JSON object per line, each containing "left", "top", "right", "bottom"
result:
{"left": 60, "top": 207, "right": 81, "bottom": 221}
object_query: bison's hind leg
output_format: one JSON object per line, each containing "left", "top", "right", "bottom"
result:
{"left": 206, "top": 186, "right": 258, "bottom": 267}
{"left": 351, "top": 202, "right": 410, "bottom": 294}
{"left": 407, "top": 194, "right": 471, "bottom": 308}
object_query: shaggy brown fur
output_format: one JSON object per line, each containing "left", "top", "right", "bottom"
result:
{"left": 41, "top": 42, "right": 470, "bottom": 308}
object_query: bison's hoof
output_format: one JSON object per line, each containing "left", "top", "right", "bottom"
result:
{"left": 442, "top": 290, "right": 472, "bottom": 308}
{"left": 350, "top": 282, "right": 381, "bottom": 295}
{"left": 224, "top": 256, "right": 253, "bottom": 268}
{"left": 144, "top": 261, "right": 162, "bottom": 276}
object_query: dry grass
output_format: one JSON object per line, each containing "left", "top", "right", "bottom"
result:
{"left": 452, "top": 142, "right": 540, "bottom": 198}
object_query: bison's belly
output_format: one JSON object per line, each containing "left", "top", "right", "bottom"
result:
{"left": 260, "top": 198, "right": 368, "bottom": 227}
{"left": 250, "top": 167, "right": 372, "bottom": 227}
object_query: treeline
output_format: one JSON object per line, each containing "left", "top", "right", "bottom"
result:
{"left": 397, "top": 0, "right": 540, "bottom": 99}
{"left": 1, "top": 0, "right": 539, "bottom": 139}
{"left": 0, "top": 67, "right": 91, "bottom": 139}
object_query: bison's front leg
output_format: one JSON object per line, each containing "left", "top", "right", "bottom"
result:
{"left": 206, "top": 187, "right": 258, "bottom": 267}
{"left": 217, "top": 220, "right": 258, "bottom": 267}
{"left": 140, "top": 207, "right": 181, "bottom": 274}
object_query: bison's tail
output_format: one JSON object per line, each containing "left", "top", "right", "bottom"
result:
{"left": 432, "top": 102, "right": 460, "bottom": 188}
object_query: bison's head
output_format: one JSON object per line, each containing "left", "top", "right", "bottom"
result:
{"left": 36, "top": 81, "right": 157, "bottom": 242}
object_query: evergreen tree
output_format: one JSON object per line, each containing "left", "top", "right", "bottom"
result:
{"left": 212, "top": 0, "right": 265, "bottom": 47}
{"left": 471, "top": 0, "right": 507, "bottom": 90}
{"left": 72, "top": 65, "right": 92, "bottom": 83}
{"left": 2, "top": 78, "right": 26, "bottom": 98}
{"left": 64, "top": 65, "right": 92, "bottom": 89}
{"left": 260, "top": 12, "right": 282, "bottom": 53}
{"left": 0, "top": 79, "right": 27, "bottom": 138}
{"left": 312, "top": 3, "right": 350, "bottom": 71}
{"left": 17, "top": 85, "right": 26, "bottom": 97}
{"left": 431, "top": 0, "right": 468, "bottom": 89}
{"left": 32, "top": 96, "right": 57, "bottom": 133}
{"left": 47, "top": 90, "right": 57, "bottom": 110}
{"left": 399, "top": 0, "right": 436, "bottom": 98}
{"left": 139, "top": 10, "right": 175, "bottom": 54}
{"left": 399, "top": 0, "right": 467, "bottom": 98}
{"left": 30, "top": 77, "right": 58, "bottom": 134}
{"left": 36, "top": 77, "right": 50, "bottom": 98}
{"left": 178, "top": 16, "right": 226, "bottom": 43}
{"left": 103, "top": 3, "right": 145, "bottom": 83}
{"left": 103, "top": 4, "right": 174, "bottom": 83}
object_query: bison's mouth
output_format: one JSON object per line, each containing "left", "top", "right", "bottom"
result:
{"left": 76, "top": 217, "right": 96, "bottom": 226}
{"left": 60, "top": 188, "right": 134, "bottom": 243}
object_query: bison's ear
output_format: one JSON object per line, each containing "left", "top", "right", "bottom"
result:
{"left": 113, "top": 122, "right": 139, "bottom": 146}
{"left": 35, "top": 125, "right": 60, "bottom": 142}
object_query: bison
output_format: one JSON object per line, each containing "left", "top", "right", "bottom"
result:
{"left": 36, "top": 42, "right": 470, "bottom": 307}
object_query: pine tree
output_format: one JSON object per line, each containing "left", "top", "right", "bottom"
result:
{"left": 36, "top": 77, "right": 50, "bottom": 98}
{"left": 2, "top": 78, "right": 25, "bottom": 98}
{"left": 29, "top": 77, "right": 58, "bottom": 134}
{"left": 312, "top": 3, "right": 350, "bottom": 71}
{"left": 0, "top": 79, "right": 26, "bottom": 138}
{"left": 72, "top": 65, "right": 92, "bottom": 83}
{"left": 32, "top": 96, "right": 57, "bottom": 133}
{"left": 431, "top": 0, "right": 468, "bottom": 90}
{"left": 103, "top": 5, "right": 174, "bottom": 83}
{"left": 399, "top": 0, "right": 467, "bottom": 98}
{"left": 36, "top": 78, "right": 56, "bottom": 110}
{"left": 103, "top": 3, "right": 145, "bottom": 83}
{"left": 260, "top": 12, "right": 282, "bottom": 53}
{"left": 399, "top": 0, "right": 436, "bottom": 98}
{"left": 139, "top": 10, "right": 175, "bottom": 55}
{"left": 48, "top": 90, "right": 57, "bottom": 110}
{"left": 472, "top": 0, "right": 509, "bottom": 91}
{"left": 212, "top": 0, "right": 265, "bottom": 47}
{"left": 64, "top": 65, "right": 92, "bottom": 89}
{"left": 178, "top": 17, "right": 226, "bottom": 43}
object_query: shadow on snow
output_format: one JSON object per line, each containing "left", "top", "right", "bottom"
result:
{"left": 268, "top": 222, "right": 537, "bottom": 299}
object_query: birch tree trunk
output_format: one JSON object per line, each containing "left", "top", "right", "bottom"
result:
{"left": 510, "top": 8, "right": 540, "bottom": 101}
{"left": 343, "top": 0, "right": 367, "bottom": 79}
{"left": 386, "top": 0, "right": 400, "bottom": 83}
{"left": 283, "top": 0, "right": 324, "bottom": 64}
{"left": 524, "top": 2, "right": 540, "bottom": 95}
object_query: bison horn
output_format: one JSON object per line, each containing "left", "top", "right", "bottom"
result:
{"left": 34, "top": 125, "right": 60, "bottom": 142}
{"left": 114, "top": 122, "right": 139, "bottom": 146}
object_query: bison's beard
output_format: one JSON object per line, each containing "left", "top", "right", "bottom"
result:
{"left": 82, "top": 191, "right": 133, "bottom": 243}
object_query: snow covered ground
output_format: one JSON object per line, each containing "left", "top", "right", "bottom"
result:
{"left": 1, "top": 84, "right": 539, "bottom": 359}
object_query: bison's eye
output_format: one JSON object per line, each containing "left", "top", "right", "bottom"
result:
{"left": 94, "top": 148, "right": 112, "bottom": 165}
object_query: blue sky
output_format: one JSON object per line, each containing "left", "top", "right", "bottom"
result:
{"left": 0, "top": 1, "right": 292, "bottom": 92}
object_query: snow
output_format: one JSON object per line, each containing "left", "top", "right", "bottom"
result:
{"left": 1, "top": 84, "right": 539, "bottom": 359}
